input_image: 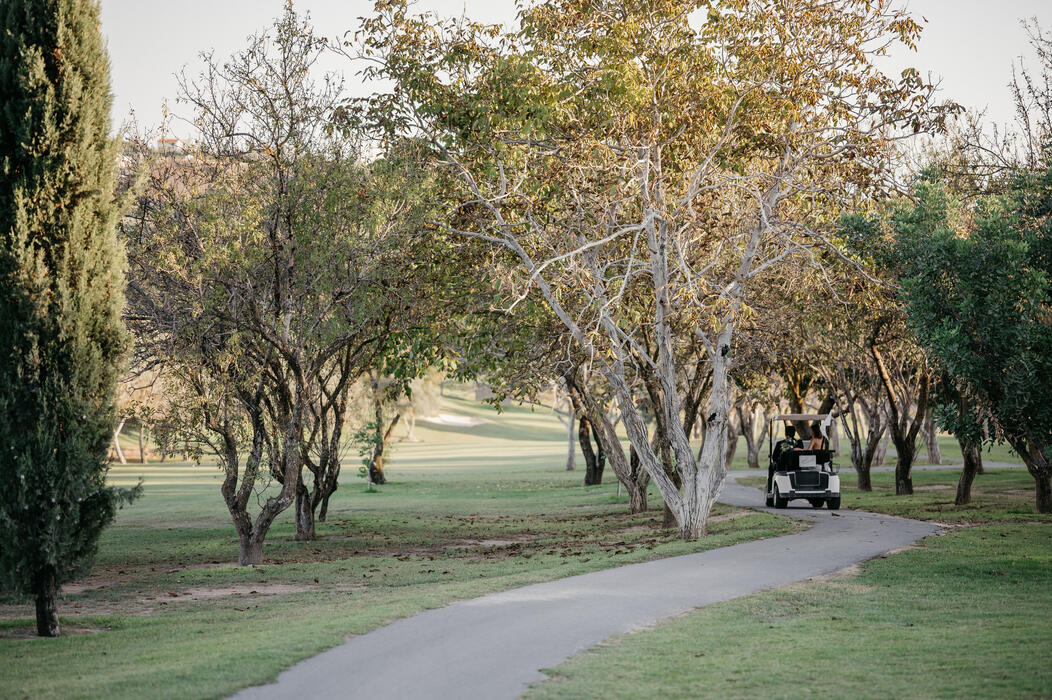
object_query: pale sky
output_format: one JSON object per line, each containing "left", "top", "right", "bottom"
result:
{"left": 99, "top": 0, "right": 1050, "bottom": 135}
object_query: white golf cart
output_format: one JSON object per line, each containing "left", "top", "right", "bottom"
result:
{"left": 765, "top": 413, "right": 841, "bottom": 509}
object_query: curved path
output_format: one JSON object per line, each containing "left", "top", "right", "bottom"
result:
{"left": 235, "top": 470, "right": 940, "bottom": 700}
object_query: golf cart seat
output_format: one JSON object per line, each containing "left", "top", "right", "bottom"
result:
{"left": 777, "top": 449, "right": 833, "bottom": 471}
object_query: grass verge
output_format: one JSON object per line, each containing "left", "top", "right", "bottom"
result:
{"left": 0, "top": 392, "right": 800, "bottom": 699}
{"left": 527, "top": 467, "right": 1052, "bottom": 699}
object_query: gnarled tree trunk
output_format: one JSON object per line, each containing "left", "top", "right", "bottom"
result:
{"left": 1007, "top": 437, "right": 1052, "bottom": 513}
{"left": 922, "top": 409, "right": 942, "bottom": 464}
{"left": 564, "top": 399, "right": 576, "bottom": 471}
{"left": 738, "top": 404, "right": 763, "bottom": 469}
{"left": 955, "top": 439, "right": 982, "bottom": 506}
{"left": 579, "top": 415, "right": 605, "bottom": 486}
{"left": 869, "top": 320, "right": 929, "bottom": 496}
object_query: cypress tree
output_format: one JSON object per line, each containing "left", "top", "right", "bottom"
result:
{"left": 0, "top": 0, "right": 135, "bottom": 637}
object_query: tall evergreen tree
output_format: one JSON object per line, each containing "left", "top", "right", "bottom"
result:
{"left": 0, "top": 0, "right": 135, "bottom": 637}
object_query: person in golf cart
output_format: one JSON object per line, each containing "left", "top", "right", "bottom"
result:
{"left": 806, "top": 420, "right": 828, "bottom": 450}
{"left": 773, "top": 425, "right": 802, "bottom": 462}
{"left": 769, "top": 425, "right": 802, "bottom": 491}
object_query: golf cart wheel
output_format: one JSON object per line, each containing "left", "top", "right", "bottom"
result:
{"left": 765, "top": 493, "right": 774, "bottom": 507}
{"left": 808, "top": 498, "right": 824, "bottom": 508}
{"left": 773, "top": 486, "right": 788, "bottom": 509}
{"left": 827, "top": 496, "right": 841, "bottom": 510}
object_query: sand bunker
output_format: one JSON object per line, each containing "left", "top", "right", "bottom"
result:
{"left": 423, "top": 413, "right": 484, "bottom": 427}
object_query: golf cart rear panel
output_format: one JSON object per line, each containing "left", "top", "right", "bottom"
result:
{"left": 766, "top": 414, "right": 842, "bottom": 510}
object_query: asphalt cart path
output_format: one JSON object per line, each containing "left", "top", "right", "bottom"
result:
{"left": 234, "top": 471, "right": 940, "bottom": 700}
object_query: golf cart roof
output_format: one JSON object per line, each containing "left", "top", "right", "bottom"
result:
{"left": 768, "top": 413, "right": 834, "bottom": 423}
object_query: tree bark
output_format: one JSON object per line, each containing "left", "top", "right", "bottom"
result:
{"left": 628, "top": 447, "right": 649, "bottom": 513}
{"left": 923, "top": 410, "right": 942, "bottom": 464}
{"left": 723, "top": 410, "right": 740, "bottom": 469}
{"left": 564, "top": 368, "right": 638, "bottom": 504}
{"left": 843, "top": 404, "right": 884, "bottom": 492}
{"left": 564, "top": 400, "right": 576, "bottom": 471}
{"left": 1037, "top": 473, "right": 1052, "bottom": 514}
{"left": 869, "top": 322, "right": 928, "bottom": 496}
{"left": 579, "top": 416, "right": 602, "bottom": 485}
{"left": 594, "top": 430, "right": 606, "bottom": 485}
{"left": 955, "top": 439, "right": 982, "bottom": 506}
{"left": 873, "top": 430, "right": 889, "bottom": 466}
{"left": 739, "top": 404, "right": 762, "bottom": 469}
{"left": 368, "top": 413, "right": 400, "bottom": 484}
{"left": 318, "top": 490, "right": 333, "bottom": 522}
{"left": 34, "top": 568, "right": 59, "bottom": 637}
{"left": 857, "top": 465, "right": 872, "bottom": 491}
{"left": 895, "top": 454, "right": 915, "bottom": 495}
{"left": 238, "top": 534, "right": 264, "bottom": 566}
{"left": 138, "top": 423, "right": 147, "bottom": 464}
{"left": 294, "top": 482, "right": 315, "bottom": 541}
{"left": 112, "top": 419, "right": 126, "bottom": 464}
{"left": 1008, "top": 437, "right": 1052, "bottom": 513}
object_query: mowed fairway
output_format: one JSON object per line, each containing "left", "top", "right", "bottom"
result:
{"left": 0, "top": 389, "right": 799, "bottom": 699}
{"left": 527, "top": 468, "right": 1052, "bottom": 699}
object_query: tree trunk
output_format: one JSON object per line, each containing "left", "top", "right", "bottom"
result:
{"left": 368, "top": 414, "right": 400, "bottom": 485}
{"left": 318, "top": 490, "right": 332, "bottom": 522}
{"left": 955, "top": 440, "right": 982, "bottom": 506}
{"left": 627, "top": 446, "right": 649, "bottom": 514}
{"left": 679, "top": 333, "right": 736, "bottom": 540}
{"left": 739, "top": 405, "right": 761, "bottom": 469}
{"left": 34, "top": 568, "right": 59, "bottom": 637}
{"left": 1006, "top": 437, "right": 1052, "bottom": 513}
{"left": 112, "top": 419, "right": 126, "bottom": 464}
{"left": 239, "top": 534, "right": 263, "bottom": 566}
{"left": 894, "top": 443, "right": 915, "bottom": 495}
{"left": 850, "top": 412, "right": 884, "bottom": 492}
{"left": 873, "top": 430, "right": 889, "bottom": 466}
{"left": 869, "top": 324, "right": 929, "bottom": 496}
{"left": 137, "top": 423, "right": 147, "bottom": 464}
{"left": 579, "top": 416, "right": 600, "bottom": 485}
{"left": 294, "top": 482, "right": 315, "bottom": 541}
{"left": 1037, "top": 473, "right": 1052, "bottom": 514}
{"left": 723, "top": 411, "right": 740, "bottom": 469}
{"left": 594, "top": 430, "right": 606, "bottom": 486}
{"left": 923, "top": 410, "right": 942, "bottom": 464}
{"left": 565, "top": 402, "right": 576, "bottom": 471}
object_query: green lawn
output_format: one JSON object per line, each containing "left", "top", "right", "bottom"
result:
{"left": 527, "top": 467, "right": 1052, "bottom": 699}
{"left": 741, "top": 467, "right": 1048, "bottom": 523}
{"left": 0, "top": 389, "right": 799, "bottom": 700}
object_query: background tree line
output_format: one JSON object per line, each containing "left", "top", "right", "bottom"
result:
{"left": 4, "top": 0, "right": 1052, "bottom": 637}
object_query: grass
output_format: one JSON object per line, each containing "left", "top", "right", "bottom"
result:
{"left": 527, "top": 465, "right": 1052, "bottom": 699}
{"left": 739, "top": 464, "right": 1046, "bottom": 523}
{"left": 0, "top": 388, "right": 800, "bottom": 700}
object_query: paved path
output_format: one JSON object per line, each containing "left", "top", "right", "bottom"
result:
{"left": 235, "top": 471, "right": 941, "bottom": 700}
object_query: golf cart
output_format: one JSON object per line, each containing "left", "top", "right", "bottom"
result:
{"left": 765, "top": 414, "right": 841, "bottom": 509}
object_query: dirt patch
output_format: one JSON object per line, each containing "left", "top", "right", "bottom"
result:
{"left": 143, "top": 584, "right": 310, "bottom": 603}
{"left": 914, "top": 485, "right": 955, "bottom": 492}
{"left": 444, "top": 538, "right": 526, "bottom": 550}
{"left": 0, "top": 583, "right": 313, "bottom": 622}
{"left": 708, "top": 510, "right": 753, "bottom": 523}
{"left": 0, "top": 624, "right": 107, "bottom": 641}
{"left": 809, "top": 563, "right": 863, "bottom": 582}
{"left": 62, "top": 579, "right": 116, "bottom": 594}
{"left": 172, "top": 561, "right": 241, "bottom": 571}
